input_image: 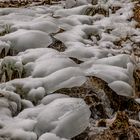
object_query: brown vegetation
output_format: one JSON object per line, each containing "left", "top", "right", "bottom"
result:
{"left": 0, "top": 0, "right": 61, "bottom": 8}
{"left": 134, "top": 1, "right": 140, "bottom": 28}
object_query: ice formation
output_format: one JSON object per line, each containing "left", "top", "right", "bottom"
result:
{"left": 0, "top": 0, "right": 139, "bottom": 139}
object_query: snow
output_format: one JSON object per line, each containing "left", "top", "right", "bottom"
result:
{"left": 39, "top": 133, "right": 68, "bottom": 140}
{"left": 35, "top": 98, "right": 91, "bottom": 138}
{"left": 0, "top": 0, "right": 139, "bottom": 139}
{"left": 27, "top": 87, "right": 45, "bottom": 103}
{"left": 0, "top": 90, "right": 21, "bottom": 115}
{"left": 58, "top": 15, "right": 93, "bottom": 30}
{"left": 41, "top": 94, "right": 69, "bottom": 105}
{"left": 82, "top": 54, "right": 133, "bottom": 68}
{"left": 21, "top": 99, "right": 34, "bottom": 109}
{"left": 108, "top": 81, "right": 133, "bottom": 96}
{"left": 0, "top": 56, "right": 24, "bottom": 81}
{"left": 63, "top": 43, "right": 109, "bottom": 61}
{"left": 2, "top": 129, "right": 37, "bottom": 140}
{"left": 19, "top": 48, "right": 58, "bottom": 64}
{"left": 43, "top": 67, "right": 87, "bottom": 93}
{"left": 15, "top": 97, "right": 90, "bottom": 139}
{"left": 32, "top": 57, "right": 77, "bottom": 77}
{"left": 11, "top": 21, "right": 59, "bottom": 34}
{"left": 54, "top": 25, "right": 100, "bottom": 45}
{"left": 17, "top": 104, "right": 45, "bottom": 120}
{"left": 0, "top": 40, "right": 11, "bottom": 55}
{"left": 54, "top": 5, "right": 93, "bottom": 17}
{"left": 0, "top": 29, "right": 52, "bottom": 53}
{"left": 65, "top": 0, "right": 76, "bottom": 8}
{"left": 84, "top": 64, "right": 132, "bottom": 84}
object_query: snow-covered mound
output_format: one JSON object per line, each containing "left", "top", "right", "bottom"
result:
{"left": 0, "top": 95, "right": 90, "bottom": 140}
{"left": 39, "top": 133, "right": 68, "bottom": 140}
{"left": 0, "top": 29, "right": 52, "bottom": 53}
{"left": 35, "top": 98, "right": 91, "bottom": 138}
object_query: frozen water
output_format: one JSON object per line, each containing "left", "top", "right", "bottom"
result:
{"left": 0, "top": 0, "right": 138, "bottom": 139}
{"left": 0, "top": 29, "right": 52, "bottom": 53}
{"left": 35, "top": 98, "right": 91, "bottom": 138}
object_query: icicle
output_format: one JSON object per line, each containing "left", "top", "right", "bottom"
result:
{"left": 1, "top": 72, "right": 6, "bottom": 83}
{"left": 15, "top": 61, "right": 24, "bottom": 78}
{"left": 6, "top": 68, "right": 13, "bottom": 81}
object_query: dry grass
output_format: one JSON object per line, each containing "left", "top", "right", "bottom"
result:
{"left": 134, "top": 1, "right": 140, "bottom": 28}
{"left": 0, "top": 0, "right": 61, "bottom": 8}
{"left": 0, "top": 0, "right": 31, "bottom": 8}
